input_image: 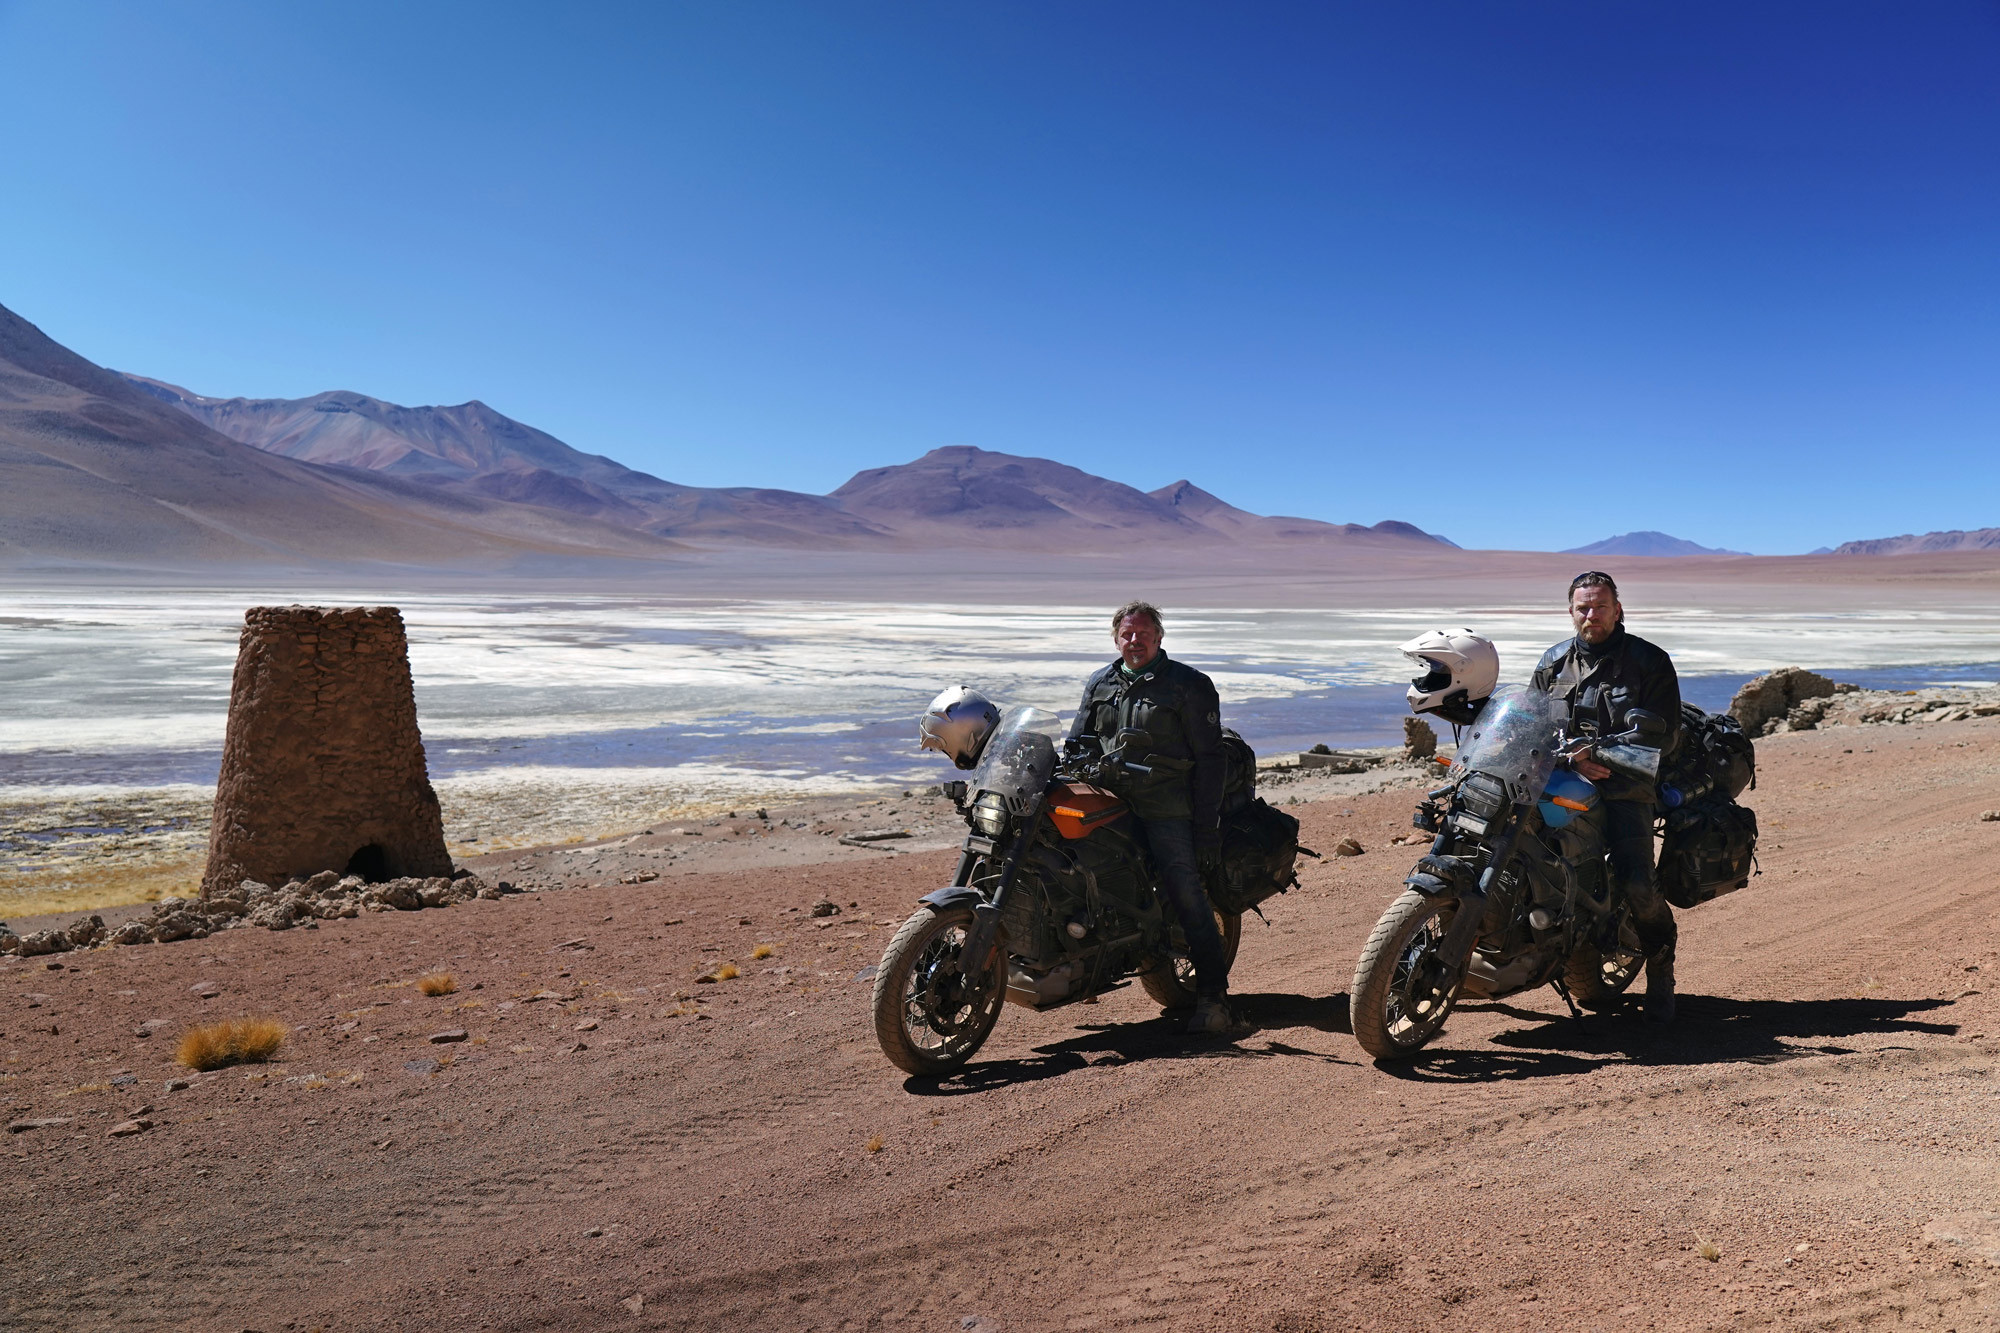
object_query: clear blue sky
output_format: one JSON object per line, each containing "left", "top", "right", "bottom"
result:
{"left": 3, "top": 2, "right": 1996, "bottom": 553}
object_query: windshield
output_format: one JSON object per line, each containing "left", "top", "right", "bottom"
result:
{"left": 968, "top": 705, "right": 1062, "bottom": 812}
{"left": 1451, "top": 684, "right": 1566, "bottom": 803}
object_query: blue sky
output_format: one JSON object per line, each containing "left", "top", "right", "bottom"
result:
{"left": 2, "top": 2, "right": 1996, "bottom": 554}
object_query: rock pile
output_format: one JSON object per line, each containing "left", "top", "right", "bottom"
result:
{"left": 1402, "top": 717, "right": 1438, "bottom": 762}
{"left": 1729, "top": 668, "right": 2000, "bottom": 736}
{"left": 1729, "top": 667, "right": 1842, "bottom": 735}
{"left": 0, "top": 871, "right": 513, "bottom": 958}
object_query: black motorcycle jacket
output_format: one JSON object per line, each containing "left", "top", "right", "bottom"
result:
{"left": 1530, "top": 625, "right": 1682, "bottom": 803}
{"left": 1065, "top": 653, "right": 1225, "bottom": 844}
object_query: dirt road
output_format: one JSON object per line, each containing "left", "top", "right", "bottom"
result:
{"left": 6, "top": 719, "right": 2000, "bottom": 1331}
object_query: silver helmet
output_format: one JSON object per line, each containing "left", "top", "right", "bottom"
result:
{"left": 918, "top": 686, "right": 1000, "bottom": 770}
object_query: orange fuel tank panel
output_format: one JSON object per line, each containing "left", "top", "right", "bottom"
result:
{"left": 1046, "top": 781, "right": 1127, "bottom": 839}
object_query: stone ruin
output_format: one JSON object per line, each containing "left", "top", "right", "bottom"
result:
{"left": 1402, "top": 716, "right": 1438, "bottom": 762}
{"left": 200, "top": 605, "right": 453, "bottom": 899}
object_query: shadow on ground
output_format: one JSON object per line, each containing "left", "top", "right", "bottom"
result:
{"left": 904, "top": 991, "right": 1357, "bottom": 1096}
{"left": 1375, "top": 993, "right": 1960, "bottom": 1083}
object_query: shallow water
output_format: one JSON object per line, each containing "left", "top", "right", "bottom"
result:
{"left": 5, "top": 589, "right": 1999, "bottom": 907}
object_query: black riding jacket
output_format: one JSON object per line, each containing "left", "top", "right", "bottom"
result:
{"left": 1530, "top": 626, "right": 1682, "bottom": 804}
{"left": 1066, "top": 653, "right": 1225, "bottom": 844}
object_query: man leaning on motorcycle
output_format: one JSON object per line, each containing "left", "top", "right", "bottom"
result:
{"left": 1531, "top": 570, "right": 1684, "bottom": 1023}
{"left": 1064, "top": 600, "right": 1234, "bottom": 1035}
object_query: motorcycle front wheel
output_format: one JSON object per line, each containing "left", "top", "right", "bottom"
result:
{"left": 1350, "top": 889, "right": 1462, "bottom": 1061}
{"left": 871, "top": 904, "right": 1007, "bottom": 1076}
{"left": 1139, "top": 910, "right": 1243, "bottom": 1010}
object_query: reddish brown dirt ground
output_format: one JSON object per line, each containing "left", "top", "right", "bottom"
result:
{"left": 7, "top": 719, "right": 2000, "bottom": 1332}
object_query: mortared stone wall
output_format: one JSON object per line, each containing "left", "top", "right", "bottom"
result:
{"left": 201, "top": 605, "right": 452, "bottom": 898}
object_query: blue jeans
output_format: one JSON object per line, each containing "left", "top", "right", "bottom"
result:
{"left": 1139, "top": 817, "right": 1230, "bottom": 999}
{"left": 1606, "top": 799, "right": 1676, "bottom": 959}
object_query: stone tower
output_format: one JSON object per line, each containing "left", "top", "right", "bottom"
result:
{"left": 201, "top": 605, "right": 452, "bottom": 898}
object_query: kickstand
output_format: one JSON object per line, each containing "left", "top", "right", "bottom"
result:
{"left": 1551, "top": 978, "right": 1585, "bottom": 1022}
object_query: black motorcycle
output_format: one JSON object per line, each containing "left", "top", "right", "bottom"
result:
{"left": 871, "top": 705, "right": 1299, "bottom": 1075}
{"left": 1349, "top": 685, "right": 1668, "bottom": 1060}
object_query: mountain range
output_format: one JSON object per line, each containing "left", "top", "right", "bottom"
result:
{"left": 112, "top": 363, "right": 1462, "bottom": 556}
{"left": 1, "top": 299, "right": 1987, "bottom": 570}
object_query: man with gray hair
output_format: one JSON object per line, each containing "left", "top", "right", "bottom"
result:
{"left": 1065, "top": 600, "right": 1232, "bottom": 1034}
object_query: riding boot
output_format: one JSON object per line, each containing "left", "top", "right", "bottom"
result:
{"left": 1188, "top": 993, "right": 1232, "bottom": 1035}
{"left": 1643, "top": 948, "right": 1676, "bottom": 1024}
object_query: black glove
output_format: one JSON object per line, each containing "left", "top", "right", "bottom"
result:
{"left": 1196, "top": 845, "right": 1223, "bottom": 892}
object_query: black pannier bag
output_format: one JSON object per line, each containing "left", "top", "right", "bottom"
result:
{"left": 1660, "top": 702, "right": 1756, "bottom": 803}
{"left": 1210, "top": 729, "right": 1309, "bottom": 915}
{"left": 1658, "top": 797, "right": 1758, "bottom": 909}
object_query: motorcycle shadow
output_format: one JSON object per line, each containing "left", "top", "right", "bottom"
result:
{"left": 1380, "top": 992, "right": 1960, "bottom": 1083}
{"left": 903, "top": 992, "right": 1357, "bottom": 1096}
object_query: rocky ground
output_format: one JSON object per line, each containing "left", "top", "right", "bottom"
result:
{"left": 5, "top": 709, "right": 2000, "bottom": 1331}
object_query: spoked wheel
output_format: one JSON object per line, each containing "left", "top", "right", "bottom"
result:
{"left": 871, "top": 904, "right": 1006, "bottom": 1076}
{"left": 1350, "top": 889, "right": 1463, "bottom": 1061}
{"left": 1140, "top": 909, "right": 1243, "bottom": 1010}
{"left": 1564, "top": 917, "right": 1646, "bottom": 1010}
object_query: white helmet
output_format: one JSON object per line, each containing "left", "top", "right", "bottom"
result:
{"left": 918, "top": 686, "right": 1000, "bottom": 770}
{"left": 1400, "top": 628, "right": 1499, "bottom": 723}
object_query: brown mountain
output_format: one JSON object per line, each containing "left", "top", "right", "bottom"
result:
{"left": 0, "top": 304, "right": 685, "bottom": 571}
{"left": 830, "top": 448, "right": 1454, "bottom": 550}
{"left": 124, "top": 374, "right": 887, "bottom": 546}
{"left": 1834, "top": 528, "right": 2000, "bottom": 556}
{"left": 127, "top": 367, "right": 1456, "bottom": 553}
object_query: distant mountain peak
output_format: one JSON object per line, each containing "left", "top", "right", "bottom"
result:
{"left": 1833, "top": 527, "right": 2000, "bottom": 556}
{"left": 1561, "top": 531, "right": 1746, "bottom": 557}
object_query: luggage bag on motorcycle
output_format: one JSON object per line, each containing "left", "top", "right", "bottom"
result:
{"left": 1658, "top": 796, "right": 1758, "bottom": 909}
{"left": 1660, "top": 702, "right": 1756, "bottom": 802}
{"left": 1210, "top": 730, "right": 1307, "bottom": 915}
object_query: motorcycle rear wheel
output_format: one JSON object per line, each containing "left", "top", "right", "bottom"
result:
{"left": 1350, "top": 889, "right": 1461, "bottom": 1061}
{"left": 871, "top": 904, "right": 1006, "bottom": 1076}
{"left": 1139, "top": 910, "right": 1243, "bottom": 1010}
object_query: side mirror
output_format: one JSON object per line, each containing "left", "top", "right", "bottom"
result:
{"left": 1624, "top": 709, "right": 1669, "bottom": 744}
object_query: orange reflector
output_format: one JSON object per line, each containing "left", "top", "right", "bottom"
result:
{"left": 1433, "top": 756, "right": 1451, "bottom": 766}
{"left": 1051, "top": 807, "right": 1086, "bottom": 818}
{"left": 1549, "top": 796, "right": 1590, "bottom": 812}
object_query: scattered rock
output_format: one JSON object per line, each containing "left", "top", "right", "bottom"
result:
{"left": 811, "top": 899, "right": 841, "bottom": 917}
{"left": 574, "top": 1018, "right": 598, "bottom": 1032}
{"left": 619, "top": 872, "right": 659, "bottom": 884}
{"left": 190, "top": 982, "right": 220, "bottom": 999}
{"left": 1402, "top": 717, "right": 1437, "bottom": 762}
{"left": 403, "top": 1059, "right": 440, "bottom": 1076}
{"left": 1334, "top": 837, "right": 1365, "bottom": 857}
{"left": 1982, "top": 811, "right": 2000, "bottom": 823}
{"left": 8, "top": 1117, "right": 72, "bottom": 1133}
{"left": 164, "top": 1078, "right": 191, "bottom": 1092}
{"left": 107, "top": 1118, "right": 151, "bottom": 1138}
{"left": 622, "top": 1294, "right": 644, "bottom": 1314}
{"left": 427, "top": 1029, "right": 469, "bottom": 1044}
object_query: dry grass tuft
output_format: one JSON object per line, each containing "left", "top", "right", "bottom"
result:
{"left": 176, "top": 1017, "right": 289, "bottom": 1071}
{"left": 865, "top": 1134, "right": 884, "bottom": 1154}
{"left": 752, "top": 943, "right": 776, "bottom": 960}
{"left": 417, "top": 972, "right": 457, "bottom": 997}
{"left": 1695, "top": 1233, "right": 1721, "bottom": 1262}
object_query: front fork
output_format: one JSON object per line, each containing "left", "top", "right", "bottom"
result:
{"left": 961, "top": 789, "right": 1047, "bottom": 978}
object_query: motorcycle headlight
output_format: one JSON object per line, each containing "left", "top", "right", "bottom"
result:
{"left": 970, "top": 793, "right": 1009, "bottom": 837}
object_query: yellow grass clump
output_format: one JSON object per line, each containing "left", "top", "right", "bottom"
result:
{"left": 752, "top": 944, "right": 776, "bottom": 960}
{"left": 176, "top": 1017, "right": 289, "bottom": 1071}
{"left": 417, "top": 971, "right": 457, "bottom": 996}
{"left": 865, "top": 1134, "right": 884, "bottom": 1154}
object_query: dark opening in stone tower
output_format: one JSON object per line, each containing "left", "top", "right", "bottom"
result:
{"left": 201, "top": 605, "right": 452, "bottom": 898}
